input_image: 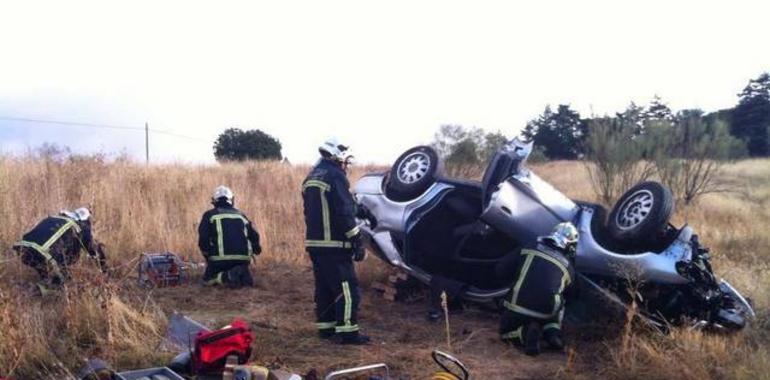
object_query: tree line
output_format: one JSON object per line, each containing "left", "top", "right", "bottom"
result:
{"left": 432, "top": 72, "right": 770, "bottom": 205}
{"left": 213, "top": 72, "right": 769, "bottom": 177}
{"left": 520, "top": 72, "right": 770, "bottom": 160}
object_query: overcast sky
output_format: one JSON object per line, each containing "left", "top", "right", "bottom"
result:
{"left": 1, "top": 0, "right": 768, "bottom": 164}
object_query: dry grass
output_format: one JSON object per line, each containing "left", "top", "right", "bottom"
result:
{"left": 0, "top": 155, "right": 768, "bottom": 379}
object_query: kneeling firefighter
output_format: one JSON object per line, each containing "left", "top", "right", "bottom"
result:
{"left": 302, "top": 137, "right": 369, "bottom": 345}
{"left": 198, "top": 186, "right": 262, "bottom": 287}
{"left": 499, "top": 222, "right": 578, "bottom": 356}
{"left": 12, "top": 207, "right": 107, "bottom": 295}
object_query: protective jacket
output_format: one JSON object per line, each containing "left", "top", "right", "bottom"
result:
{"left": 303, "top": 158, "right": 364, "bottom": 337}
{"left": 503, "top": 242, "right": 575, "bottom": 320}
{"left": 302, "top": 158, "right": 359, "bottom": 251}
{"left": 198, "top": 203, "right": 261, "bottom": 263}
{"left": 13, "top": 215, "right": 97, "bottom": 279}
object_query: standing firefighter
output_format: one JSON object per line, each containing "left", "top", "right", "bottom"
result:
{"left": 302, "top": 137, "right": 369, "bottom": 345}
{"left": 500, "top": 222, "right": 578, "bottom": 356}
{"left": 12, "top": 207, "right": 107, "bottom": 295}
{"left": 198, "top": 186, "right": 262, "bottom": 288}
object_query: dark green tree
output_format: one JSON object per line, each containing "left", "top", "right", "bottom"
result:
{"left": 213, "top": 128, "right": 282, "bottom": 161}
{"left": 642, "top": 95, "right": 675, "bottom": 123}
{"left": 615, "top": 101, "right": 646, "bottom": 135}
{"left": 522, "top": 104, "right": 586, "bottom": 159}
{"left": 731, "top": 72, "right": 770, "bottom": 156}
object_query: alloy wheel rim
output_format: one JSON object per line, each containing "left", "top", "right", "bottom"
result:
{"left": 397, "top": 152, "right": 431, "bottom": 184}
{"left": 616, "top": 189, "right": 654, "bottom": 231}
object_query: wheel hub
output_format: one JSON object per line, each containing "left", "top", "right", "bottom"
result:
{"left": 616, "top": 189, "right": 654, "bottom": 231}
{"left": 397, "top": 152, "right": 431, "bottom": 184}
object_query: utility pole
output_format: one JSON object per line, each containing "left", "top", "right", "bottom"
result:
{"left": 145, "top": 122, "right": 149, "bottom": 164}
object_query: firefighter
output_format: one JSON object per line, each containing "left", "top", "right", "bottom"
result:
{"left": 302, "top": 137, "right": 369, "bottom": 345}
{"left": 499, "top": 222, "right": 578, "bottom": 356}
{"left": 198, "top": 186, "right": 262, "bottom": 288}
{"left": 12, "top": 207, "right": 107, "bottom": 295}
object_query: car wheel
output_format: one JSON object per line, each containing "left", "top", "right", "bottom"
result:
{"left": 385, "top": 146, "right": 443, "bottom": 201}
{"left": 608, "top": 181, "right": 674, "bottom": 246}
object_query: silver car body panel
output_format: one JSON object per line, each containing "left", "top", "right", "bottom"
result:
{"left": 575, "top": 206, "right": 691, "bottom": 284}
{"left": 481, "top": 174, "right": 579, "bottom": 240}
{"left": 358, "top": 180, "right": 691, "bottom": 285}
{"left": 353, "top": 139, "right": 728, "bottom": 291}
{"left": 354, "top": 174, "right": 454, "bottom": 235}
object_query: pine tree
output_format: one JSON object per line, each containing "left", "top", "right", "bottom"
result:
{"left": 732, "top": 72, "right": 770, "bottom": 156}
{"left": 616, "top": 102, "right": 646, "bottom": 135}
{"left": 524, "top": 105, "right": 585, "bottom": 159}
{"left": 643, "top": 95, "right": 675, "bottom": 123}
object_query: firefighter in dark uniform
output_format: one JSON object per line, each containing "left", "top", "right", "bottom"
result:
{"left": 302, "top": 137, "right": 369, "bottom": 345}
{"left": 499, "top": 222, "right": 578, "bottom": 356}
{"left": 198, "top": 186, "right": 262, "bottom": 288}
{"left": 12, "top": 207, "right": 107, "bottom": 295}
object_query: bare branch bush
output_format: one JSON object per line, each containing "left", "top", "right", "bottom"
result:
{"left": 585, "top": 118, "right": 656, "bottom": 205}
{"left": 649, "top": 117, "right": 746, "bottom": 205}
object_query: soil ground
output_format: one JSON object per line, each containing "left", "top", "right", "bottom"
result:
{"left": 151, "top": 261, "right": 568, "bottom": 379}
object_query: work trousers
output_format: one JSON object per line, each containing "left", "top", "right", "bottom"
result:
{"left": 203, "top": 260, "right": 254, "bottom": 288}
{"left": 309, "top": 250, "right": 360, "bottom": 337}
{"left": 500, "top": 308, "right": 564, "bottom": 345}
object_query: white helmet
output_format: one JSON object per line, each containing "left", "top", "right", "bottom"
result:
{"left": 61, "top": 207, "right": 91, "bottom": 222}
{"left": 212, "top": 185, "right": 234, "bottom": 205}
{"left": 541, "top": 222, "right": 579, "bottom": 251}
{"left": 319, "top": 137, "right": 352, "bottom": 163}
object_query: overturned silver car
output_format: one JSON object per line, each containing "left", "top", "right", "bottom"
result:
{"left": 354, "top": 138, "right": 755, "bottom": 331}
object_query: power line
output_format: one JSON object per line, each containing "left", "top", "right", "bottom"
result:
{"left": 150, "top": 129, "right": 210, "bottom": 142}
{"left": 0, "top": 115, "right": 212, "bottom": 163}
{"left": 0, "top": 115, "right": 210, "bottom": 142}
{"left": 0, "top": 116, "right": 144, "bottom": 131}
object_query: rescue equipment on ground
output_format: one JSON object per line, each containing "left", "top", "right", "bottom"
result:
{"left": 193, "top": 319, "right": 254, "bottom": 374}
{"left": 78, "top": 358, "right": 184, "bottom": 380}
{"left": 137, "top": 252, "right": 189, "bottom": 288}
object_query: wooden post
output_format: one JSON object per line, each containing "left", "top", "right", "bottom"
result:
{"left": 145, "top": 122, "right": 149, "bottom": 164}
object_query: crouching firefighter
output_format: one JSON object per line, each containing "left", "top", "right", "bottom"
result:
{"left": 198, "top": 186, "right": 262, "bottom": 288}
{"left": 499, "top": 222, "right": 578, "bottom": 356}
{"left": 12, "top": 207, "right": 107, "bottom": 295}
{"left": 302, "top": 137, "right": 369, "bottom": 345}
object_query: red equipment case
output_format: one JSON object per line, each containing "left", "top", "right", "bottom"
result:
{"left": 192, "top": 319, "right": 254, "bottom": 374}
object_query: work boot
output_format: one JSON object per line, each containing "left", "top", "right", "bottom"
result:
{"left": 335, "top": 333, "right": 371, "bottom": 345}
{"left": 543, "top": 328, "right": 565, "bottom": 350}
{"left": 522, "top": 322, "right": 541, "bottom": 356}
{"left": 35, "top": 282, "right": 57, "bottom": 297}
{"left": 318, "top": 329, "right": 335, "bottom": 340}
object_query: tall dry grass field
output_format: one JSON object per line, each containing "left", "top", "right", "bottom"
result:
{"left": 0, "top": 155, "right": 768, "bottom": 379}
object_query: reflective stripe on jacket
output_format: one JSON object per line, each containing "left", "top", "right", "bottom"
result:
{"left": 198, "top": 205, "right": 261, "bottom": 262}
{"left": 13, "top": 216, "right": 83, "bottom": 274}
{"left": 503, "top": 244, "right": 574, "bottom": 319}
{"left": 302, "top": 158, "right": 359, "bottom": 250}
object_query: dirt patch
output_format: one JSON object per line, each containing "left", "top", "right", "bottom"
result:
{"left": 151, "top": 262, "right": 567, "bottom": 379}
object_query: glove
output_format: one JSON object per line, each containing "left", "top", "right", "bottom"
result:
{"left": 351, "top": 234, "right": 366, "bottom": 262}
{"left": 356, "top": 205, "right": 378, "bottom": 229}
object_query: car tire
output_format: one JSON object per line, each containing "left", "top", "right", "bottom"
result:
{"left": 608, "top": 181, "right": 674, "bottom": 246}
{"left": 385, "top": 146, "right": 443, "bottom": 201}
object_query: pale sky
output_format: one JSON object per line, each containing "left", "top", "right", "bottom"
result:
{"left": 1, "top": 0, "right": 768, "bottom": 164}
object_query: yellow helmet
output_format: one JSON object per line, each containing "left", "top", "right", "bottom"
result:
{"left": 430, "top": 371, "right": 461, "bottom": 380}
